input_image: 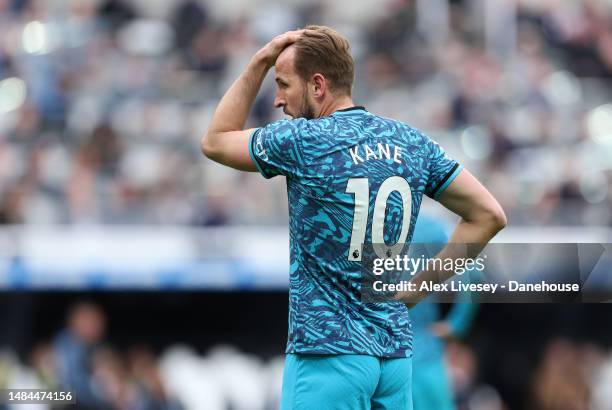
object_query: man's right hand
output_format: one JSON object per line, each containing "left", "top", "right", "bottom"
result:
{"left": 253, "top": 30, "right": 304, "bottom": 69}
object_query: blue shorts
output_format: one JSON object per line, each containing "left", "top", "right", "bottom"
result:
{"left": 280, "top": 354, "right": 413, "bottom": 410}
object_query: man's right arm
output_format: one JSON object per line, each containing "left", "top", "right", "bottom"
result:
{"left": 399, "top": 169, "right": 506, "bottom": 306}
{"left": 201, "top": 30, "right": 302, "bottom": 171}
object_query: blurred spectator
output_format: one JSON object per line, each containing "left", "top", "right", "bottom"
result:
{"left": 0, "top": 182, "right": 26, "bottom": 224}
{"left": 170, "top": 1, "right": 208, "bottom": 50}
{"left": 127, "top": 346, "right": 183, "bottom": 410}
{"left": 530, "top": 339, "right": 590, "bottom": 410}
{"left": 97, "top": 0, "right": 137, "bottom": 34}
{"left": 53, "top": 302, "right": 113, "bottom": 409}
{"left": 28, "top": 342, "right": 57, "bottom": 389}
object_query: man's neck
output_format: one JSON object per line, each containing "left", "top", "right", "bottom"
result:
{"left": 317, "top": 95, "right": 356, "bottom": 118}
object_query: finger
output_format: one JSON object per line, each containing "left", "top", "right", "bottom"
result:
{"left": 276, "top": 30, "right": 304, "bottom": 45}
{"left": 287, "top": 29, "right": 305, "bottom": 41}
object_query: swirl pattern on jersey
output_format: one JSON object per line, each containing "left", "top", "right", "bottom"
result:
{"left": 248, "top": 107, "right": 461, "bottom": 358}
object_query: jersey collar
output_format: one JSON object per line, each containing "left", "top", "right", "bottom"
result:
{"left": 333, "top": 106, "right": 366, "bottom": 115}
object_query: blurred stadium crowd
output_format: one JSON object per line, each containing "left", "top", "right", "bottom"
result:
{"left": 1, "top": 303, "right": 612, "bottom": 410}
{"left": 0, "top": 0, "right": 611, "bottom": 227}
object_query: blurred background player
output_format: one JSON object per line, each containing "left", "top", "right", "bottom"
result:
{"left": 410, "top": 214, "right": 479, "bottom": 410}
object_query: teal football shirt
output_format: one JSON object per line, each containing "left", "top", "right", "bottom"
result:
{"left": 249, "top": 107, "right": 462, "bottom": 357}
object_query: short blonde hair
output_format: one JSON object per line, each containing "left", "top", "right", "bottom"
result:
{"left": 293, "top": 25, "right": 355, "bottom": 96}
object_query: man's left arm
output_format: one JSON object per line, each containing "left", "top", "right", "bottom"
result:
{"left": 399, "top": 169, "right": 507, "bottom": 307}
{"left": 201, "top": 30, "right": 302, "bottom": 170}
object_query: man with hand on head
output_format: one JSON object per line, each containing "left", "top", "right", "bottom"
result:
{"left": 202, "top": 26, "right": 505, "bottom": 409}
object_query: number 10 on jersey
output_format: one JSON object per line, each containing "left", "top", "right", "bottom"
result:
{"left": 346, "top": 177, "right": 413, "bottom": 261}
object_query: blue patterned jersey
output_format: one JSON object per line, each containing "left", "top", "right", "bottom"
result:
{"left": 248, "top": 106, "right": 462, "bottom": 358}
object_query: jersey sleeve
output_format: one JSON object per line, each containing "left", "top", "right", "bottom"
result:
{"left": 248, "top": 119, "right": 307, "bottom": 179}
{"left": 424, "top": 137, "right": 462, "bottom": 200}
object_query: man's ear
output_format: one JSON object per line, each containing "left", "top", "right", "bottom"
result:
{"left": 311, "top": 73, "right": 326, "bottom": 98}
